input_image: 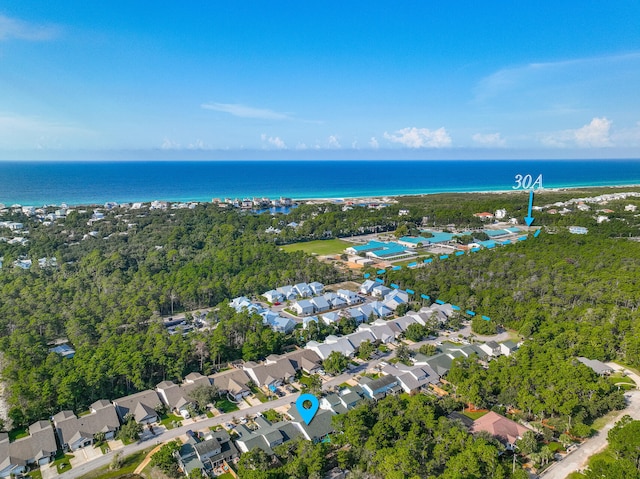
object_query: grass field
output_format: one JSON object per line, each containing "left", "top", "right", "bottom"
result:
{"left": 281, "top": 239, "right": 351, "bottom": 255}
{"left": 462, "top": 410, "right": 489, "bottom": 420}
{"left": 78, "top": 448, "right": 152, "bottom": 479}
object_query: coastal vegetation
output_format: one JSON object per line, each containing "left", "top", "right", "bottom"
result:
{"left": 0, "top": 188, "right": 638, "bottom": 466}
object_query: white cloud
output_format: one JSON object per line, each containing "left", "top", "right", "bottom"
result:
{"left": 383, "top": 127, "right": 452, "bottom": 148}
{"left": 327, "top": 135, "right": 341, "bottom": 149}
{"left": 260, "top": 133, "right": 287, "bottom": 149}
{"left": 369, "top": 137, "right": 379, "bottom": 149}
{"left": 475, "top": 52, "right": 640, "bottom": 103}
{"left": 0, "top": 14, "right": 60, "bottom": 41}
{"left": 295, "top": 142, "right": 308, "bottom": 150}
{"left": 161, "top": 138, "right": 180, "bottom": 150}
{"left": 202, "top": 102, "right": 292, "bottom": 120}
{"left": 472, "top": 132, "right": 506, "bottom": 147}
{"left": 541, "top": 117, "right": 613, "bottom": 148}
{"left": 187, "top": 139, "right": 206, "bottom": 150}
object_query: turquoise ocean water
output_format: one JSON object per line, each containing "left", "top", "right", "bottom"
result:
{"left": 0, "top": 159, "right": 639, "bottom": 206}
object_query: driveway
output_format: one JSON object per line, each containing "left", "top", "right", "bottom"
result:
{"left": 539, "top": 363, "right": 640, "bottom": 479}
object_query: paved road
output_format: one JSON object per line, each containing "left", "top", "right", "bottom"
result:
{"left": 539, "top": 363, "right": 640, "bottom": 479}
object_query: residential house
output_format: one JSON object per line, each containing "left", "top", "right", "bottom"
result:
{"left": 242, "top": 357, "right": 297, "bottom": 388}
{"left": 113, "top": 390, "right": 162, "bottom": 424}
{"left": 302, "top": 316, "right": 319, "bottom": 329}
{"left": 323, "top": 293, "right": 347, "bottom": 309}
{"left": 293, "top": 283, "right": 312, "bottom": 298}
{"left": 156, "top": 373, "right": 212, "bottom": 418}
{"left": 196, "top": 430, "right": 239, "bottom": 470}
{"left": 262, "top": 290, "right": 285, "bottom": 304}
{"left": 292, "top": 299, "right": 315, "bottom": 316}
{"left": 576, "top": 357, "right": 613, "bottom": 376}
{"left": 272, "top": 349, "right": 322, "bottom": 375}
{"left": 358, "top": 375, "right": 401, "bottom": 400}
{"left": 499, "top": 340, "right": 519, "bottom": 357}
{"left": 368, "top": 301, "right": 393, "bottom": 318}
{"left": 346, "top": 330, "right": 376, "bottom": 349}
{"left": 309, "top": 282, "right": 324, "bottom": 295}
{"left": 336, "top": 289, "right": 362, "bottom": 305}
{"left": 53, "top": 400, "right": 120, "bottom": 451}
{"left": 342, "top": 307, "right": 366, "bottom": 324}
{"left": 234, "top": 417, "right": 303, "bottom": 455}
{"left": 286, "top": 406, "right": 335, "bottom": 442}
{"left": 321, "top": 311, "right": 341, "bottom": 325}
{"left": 310, "top": 296, "right": 330, "bottom": 313}
{"left": 276, "top": 285, "right": 298, "bottom": 301}
{"left": 477, "top": 341, "right": 501, "bottom": 358}
{"left": 0, "top": 421, "right": 57, "bottom": 477}
{"left": 209, "top": 369, "right": 252, "bottom": 402}
{"left": 260, "top": 311, "right": 296, "bottom": 333}
{"left": 380, "top": 363, "right": 439, "bottom": 394}
{"left": 357, "top": 321, "right": 396, "bottom": 344}
{"left": 359, "top": 280, "right": 377, "bottom": 295}
{"left": 306, "top": 335, "right": 355, "bottom": 360}
{"left": 470, "top": 411, "right": 532, "bottom": 450}
{"left": 371, "top": 285, "right": 392, "bottom": 298}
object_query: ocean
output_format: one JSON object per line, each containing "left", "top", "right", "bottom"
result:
{"left": 0, "top": 159, "right": 639, "bottom": 206}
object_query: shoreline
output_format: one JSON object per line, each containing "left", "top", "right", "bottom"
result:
{"left": 3, "top": 183, "right": 640, "bottom": 209}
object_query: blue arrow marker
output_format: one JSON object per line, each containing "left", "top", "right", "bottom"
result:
{"left": 406, "top": 289, "right": 415, "bottom": 295}
{"left": 534, "top": 229, "right": 541, "bottom": 238}
{"left": 451, "top": 305, "right": 461, "bottom": 310}
{"left": 435, "top": 299, "right": 445, "bottom": 305}
{"left": 502, "top": 240, "right": 511, "bottom": 245}
{"left": 363, "top": 273, "right": 370, "bottom": 278}
{"left": 421, "top": 294, "right": 430, "bottom": 300}
{"left": 524, "top": 190, "right": 535, "bottom": 226}
{"left": 392, "top": 265, "right": 401, "bottom": 271}
{"left": 471, "top": 247, "right": 480, "bottom": 253}
{"left": 424, "top": 258, "right": 433, "bottom": 263}
{"left": 440, "top": 254, "right": 449, "bottom": 260}
{"left": 482, "top": 315, "right": 491, "bottom": 321}
{"left": 296, "top": 393, "right": 319, "bottom": 425}
{"left": 455, "top": 251, "right": 464, "bottom": 256}
{"left": 391, "top": 283, "right": 399, "bottom": 289}
{"left": 375, "top": 278, "right": 384, "bottom": 283}
{"left": 377, "top": 269, "right": 386, "bottom": 275}
{"left": 466, "top": 310, "right": 476, "bottom": 316}
{"left": 518, "top": 236, "right": 527, "bottom": 241}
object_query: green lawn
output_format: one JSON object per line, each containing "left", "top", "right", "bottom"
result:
{"left": 160, "top": 413, "right": 183, "bottom": 430}
{"left": 217, "top": 399, "right": 240, "bottom": 413}
{"left": 217, "top": 473, "right": 235, "bottom": 479}
{"left": 262, "top": 409, "right": 283, "bottom": 423}
{"left": 281, "top": 239, "right": 352, "bottom": 255}
{"left": 77, "top": 448, "right": 152, "bottom": 479}
{"left": 27, "top": 469, "right": 42, "bottom": 479}
{"left": 53, "top": 454, "right": 75, "bottom": 474}
{"left": 250, "top": 385, "right": 269, "bottom": 403}
{"left": 591, "top": 409, "right": 622, "bottom": 431}
{"left": 462, "top": 410, "right": 489, "bottom": 420}
{"left": 8, "top": 427, "right": 28, "bottom": 441}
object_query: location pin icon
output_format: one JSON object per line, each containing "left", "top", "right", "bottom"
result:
{"left": 296, "top": 393, "right": 319, "bottom": 425}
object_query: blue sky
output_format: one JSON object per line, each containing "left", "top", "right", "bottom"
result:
{"left": 1, "top": 1, "right": 640, "bottom": 159}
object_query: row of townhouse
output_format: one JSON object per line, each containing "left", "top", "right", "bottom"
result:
{"left": 262, "top": 282, "right": 325, "bottom": 304}
{"left": 0, "top": 422, "right": 57, "bottom": 478}
{"left": 229, "top": 297, "right": 296, "bottom": 333}
{"left": 304, "top": 305, "right": 453, "bottom": 360}
{"left": 241, "top": 349, "right": 323, "bottom": 389}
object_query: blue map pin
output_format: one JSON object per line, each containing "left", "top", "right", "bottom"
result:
{"left": 296, "top": 393, "right": 319, "bottom": 425}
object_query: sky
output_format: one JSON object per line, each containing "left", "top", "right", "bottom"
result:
{"left": 1, "top": 1, "right": 640, "bottom": 160}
